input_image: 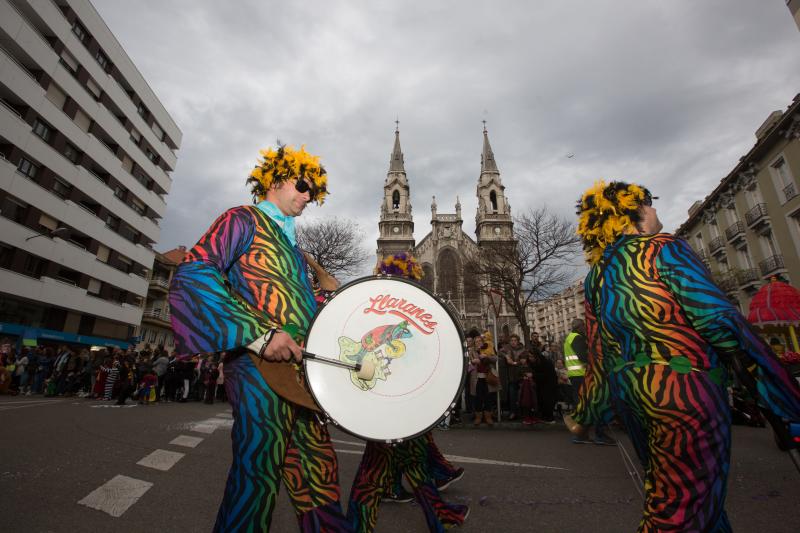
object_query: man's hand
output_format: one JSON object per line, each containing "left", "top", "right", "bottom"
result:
{"left": 262, "top": 331, "right": 303, "bottom": 363}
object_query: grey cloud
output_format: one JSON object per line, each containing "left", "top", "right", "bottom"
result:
{"left": 93, "top": 0, "right": 800, "bottom": 256}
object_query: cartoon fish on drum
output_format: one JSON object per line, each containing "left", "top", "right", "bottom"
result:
{"left": 338, "top": 321, "right": 412, "bottom": 391}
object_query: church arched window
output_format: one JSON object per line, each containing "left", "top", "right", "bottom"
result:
{"left": 392, "top": 190, "right": 400, "bottom": 210}
{"left": 420, "top": 263, "right": 434, "bottom": 293}
{"left": 436, "top": 248, "right": 460, "bottom": 301}
{"left": 463, "top": 262, "right": 481, "bottom": 314}
{"left": 489, "top": 190, "right": 498, "bottom": 212}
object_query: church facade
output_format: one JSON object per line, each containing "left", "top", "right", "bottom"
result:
{"left": 376, "top": 126, "right": 521, "bottom": 338}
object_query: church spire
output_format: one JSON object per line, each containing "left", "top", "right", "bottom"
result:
{"left": 480, "top": 122, "right": 499, "bottom": 174}
{"left": 389, "top": 120, "right": 405, "bottom": 173}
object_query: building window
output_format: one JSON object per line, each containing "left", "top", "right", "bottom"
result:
{"left": 32, "top": 119, "right": 52, "bottom": 142}
{"left": 96, "top": 244, "right": 110, "bottom": 263}
{"left": 17, "top": 157, "right": 39, "bottom": 179}
{"left": 95, "top": 49, "right": 110, "bottom": 71}
{"left": 105, "top": 213, "right": 120, "bottom": 231}
{"left": 87, "top": 278, "right": 102, "bottom": 295}
{"left": 133, "top": 167, "right": 150, "bottom": 188}
{"left": 130, "top": 197, "right": 145, "bottom": 216}
{"left": 1, "top": 196, "right": 29, "bottom": 224}
{"left": 23, "top": 254, "right": 45, "bottom": 278}
{"left": 137, "top": 102, "right": 148, "bottom": 119}
{"left": 118, "top": 223, "right": 138, "bottom": 243}
{"left": 771, "top": 156, "right": 798, "bottom": 203}
{"left": 0, "top": 243, "right": 13, "bottom": 269}
{"left": 392, "top": 190, "right": 400, "bottom": 210}
{"left": 58, "top": 50, "right": 79, "bottom": 76}
{"left": 72, "top": 21, "right": 88, "bottom": 42}
{"left": 63, "top": 143, "right": 80, "bottom": 164}
{"left": 113, "top": 184, "right": 126, "bottom": 200}
{"left": 52, "top": 178, "right": 73, "bottom": 199}
{"left": 145, "top": 147, "right": 159, "bottom": 164}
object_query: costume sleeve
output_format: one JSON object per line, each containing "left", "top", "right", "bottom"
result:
{"left": 169, "top": 206, "right": 273, "bottom": 355}
{"left": 656, "top": 237, "right": 800, "bottom": 421}
{"left": 572, "top": 277, "right": 614, "bottom": 426}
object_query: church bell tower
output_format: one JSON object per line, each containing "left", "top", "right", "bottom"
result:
{"left": 475, "top": 124, "right": 514, "bottom": 246}
{"left": 377, "top": 124, "right": 415, "bottom": 260}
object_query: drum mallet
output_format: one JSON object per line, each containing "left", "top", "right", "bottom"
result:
{"left": 302, "top": 351, "right": 376, "bottom": 381}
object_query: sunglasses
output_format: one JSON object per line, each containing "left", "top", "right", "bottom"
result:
{"left": 294, "top": 178, "right": 319, "bottom": 200}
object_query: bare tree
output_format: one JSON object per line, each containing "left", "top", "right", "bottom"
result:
{"left": 296, "top": 217, "right": 371, "bottom": 280}
{"left": 466, "top": 206, "right": 581, "bottom": 346}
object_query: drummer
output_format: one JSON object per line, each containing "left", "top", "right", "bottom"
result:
{"left": 347, "top": 253, "right": 470, "bottom": 532}
{"left": 169, "top": 144, "right": 353, "bottom": 532}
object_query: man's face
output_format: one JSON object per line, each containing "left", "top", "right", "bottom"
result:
{"left": 268, "top": 178, "right": 313, "bottom": 217}
{"left": 637, "top": 205, "right": 663, "bottom": 235}
{"left": 510, "top": 337, "right": 520, "bottom": 347}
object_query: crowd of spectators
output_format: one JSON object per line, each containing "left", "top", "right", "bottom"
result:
{"left": 449, "top": 329, "right": 572, "bottom": 428}
{"left": 0, "top": 338, "right": 225, "bottom": 405}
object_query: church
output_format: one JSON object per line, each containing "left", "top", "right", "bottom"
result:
{"left": 376, "top": 125, "right": 521, "bottom": 338}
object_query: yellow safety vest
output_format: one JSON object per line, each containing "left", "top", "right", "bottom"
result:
{"left": 563, "top": 332, "right": 585, "bottom": 378}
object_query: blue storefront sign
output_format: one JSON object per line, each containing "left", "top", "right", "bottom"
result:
{"left": 0, "top": 323, "right": 130, "bottom": 349}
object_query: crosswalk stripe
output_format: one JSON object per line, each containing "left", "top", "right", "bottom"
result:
{"left": 78, "top": 475, "right": 153, "bottom": 517}
{"left": 170, "top": 435, "right": 204, "bottom": 448}
{"left": 136, "top": 449, "right": 185, "bottom": 471}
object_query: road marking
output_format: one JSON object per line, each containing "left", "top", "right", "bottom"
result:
{"left": 136, "top": 449, "right": 185, "bottom": 471}
{"left": 332, "top": 446, "right": 567, "bottom": 471}
{"left": 215, "top": 412, "right": 233, "bottom": 418}
{"left": 443, "top": 454, "right": 567, "bottom": 471}
{"left": 190, "top": 423, "right": 217, "bottom": 434}
{"left": 0, "top": 399, "right": 64, "bottom": 404}
{"left": 170, "top": 435, "right": 204, "bottom": 448}
{"left": 205, "top": 417, "right": 233, "bottom": 427}
{"left": 78, "top": 474, "right": 153, "bottom": 517}
{"left": 90, "top": 404, "right": 136, "bottom": 409}
{"left": 0, "top": 400, "right": 66, "bottom": 411}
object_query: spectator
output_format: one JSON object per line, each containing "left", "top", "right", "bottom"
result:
{"left": 529, "top": 348, "right": 558, "bottom": 423}
{"left": 151, "top": 349, "right": 169, "bottom": 401}
{"left": 116, "top": 359, "right": 135, "bottom": 405}
{"left": 15, "top": 349, "right": 29, "bottom": 394}
{"left": 216, "top": 356, "right": 226, "bottom": 402}
{"left": 499, "top": 334, "right": 527, "bottom": 421}
{"left": 470, "top": 333, "right": 498, "bottom": 426}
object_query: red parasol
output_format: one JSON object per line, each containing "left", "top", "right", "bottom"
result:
{"left": 747, "top": 278, "right": 800, "bottom": 326}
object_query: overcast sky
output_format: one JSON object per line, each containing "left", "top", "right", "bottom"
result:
{"left": 93, "top": 1, "right": 800, "bottom": 278}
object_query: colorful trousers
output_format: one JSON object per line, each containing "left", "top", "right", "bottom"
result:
{"left": 348, "top": 432, "right": 467, "bottom": 533}
{"left": 215, "top": 353, "right": 351, "bottom": 532}
{"left": 617, "top": 367, "right": 732, "bottom": 533}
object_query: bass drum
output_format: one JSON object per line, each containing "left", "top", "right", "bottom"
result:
{"left": 304, "top": 275, "right": 466, "bottom": 442}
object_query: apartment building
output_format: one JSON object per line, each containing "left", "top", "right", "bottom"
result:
{"left": 676, "top": 93, "right": 800, "bottom": 313}
{"left": 0, "top": 0, "right": 181, "bottom": 348}
{"left": 133, "top": 245, "right": 185, "bottom": 352}
{"left": 526, "top": 279, "right": 585, "bottom": 347}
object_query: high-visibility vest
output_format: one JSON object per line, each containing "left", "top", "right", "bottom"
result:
{"left": 563, "top": 332, "right": 585, "bottom": 378}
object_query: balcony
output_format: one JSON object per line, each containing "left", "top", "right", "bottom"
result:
{"left": 759, "top": 255, "right": 785, "bottom": 277}
{"left": 715, "top": 272, "right": 738, "bottom": 294}
{"left": 148, "top": 276, "right": 170, "bottom": 292}
{"left": 142, "top": 307, "right": 171, "bottom": 325}
{"left": 708, "top": 236, "right": 726, "bottom": 257}
{"left": 744, "top": 203, "right": 769, "bottom": 230}
{"left": 724, "top": 221, "right": 746, "bottom": 245}
{"left": 784, "top": 183, "right": 798, "bottom": 202}
{"left": 735, "top": 268, "right": 760, "bottom": 289}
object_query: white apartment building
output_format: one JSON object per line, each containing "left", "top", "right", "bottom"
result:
{"left": 526, "top": 279, "right": 585, "bottom": 348}
{"left": 0, "top": 0, "right": 181, "bottom": 348}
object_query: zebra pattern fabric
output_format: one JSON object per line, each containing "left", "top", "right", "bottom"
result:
{"left": 170, "top": 204, "right": 351, "bottom": 532}
{"left": 170, "top": 205, "right": 317, "bottom": 356}
{"left": 348, "top": 434, "right": 468, "bottom": 532}
{"left": 573, "top": 234, "right": 800, "bottom": 533}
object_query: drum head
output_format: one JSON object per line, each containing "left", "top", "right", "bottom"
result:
{"left": 305, "top": 276, "right": 465, "bottom": 442}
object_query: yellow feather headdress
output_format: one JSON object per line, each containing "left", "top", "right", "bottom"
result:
{"left": 575, "top": 180, "right": 652, "bottom": 265}
{"left": 375, "top": 253, "right": 424, "bottom": 281}
{"left": 247, "top": 143, "right": 329, "bottom": 204}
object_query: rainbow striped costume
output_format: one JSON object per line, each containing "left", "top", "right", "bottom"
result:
{"left": 573, "top": 234, "right": 800, "bottom": 532}
{"left": 170, "top": 205, "right": 351, "bottom": 532}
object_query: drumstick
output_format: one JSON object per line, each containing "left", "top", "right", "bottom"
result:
{"left": 302, "top": 351, "right": 376, "bottom": 381}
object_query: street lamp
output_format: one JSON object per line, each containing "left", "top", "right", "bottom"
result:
{"left": 25, "top": 227, "right": 69, "bottom": 242}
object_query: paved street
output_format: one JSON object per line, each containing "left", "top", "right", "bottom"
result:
{"left": 2, "top": 396, "right": 798, "bottom": 533}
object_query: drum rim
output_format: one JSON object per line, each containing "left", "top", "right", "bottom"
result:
{"left": 304, "top": 274, "right": 467, "bottom": 443}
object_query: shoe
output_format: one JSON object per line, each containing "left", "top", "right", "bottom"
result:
{"left": 522, "top": 416, "right": 533, "bottom": 425}
{"left": 436, "top": 468, "right": 465, "bottom": 492}
{"left": 483, "top": 411, "right": 493, "bottom": 426}
{"left": 571, "top": 436, "right": 593, "bottom": 444}
{"left": 508, "top": 413, "right": 517, "bottom": 421}
{"left": 442, "top": 504, "right": 470, "bottom": 529}
{"left": 542, "top": 418, "right": 556, "bottom": 425}
{"left": 593, "top": 435, "right": 617, "bottom": 446}
{"left": 382, "top": 489, "right": 414, "bottom": 503}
